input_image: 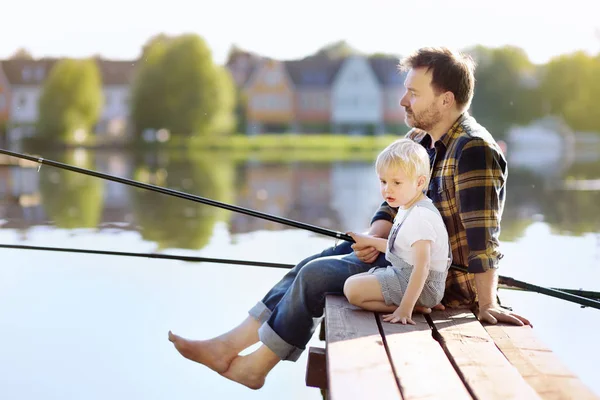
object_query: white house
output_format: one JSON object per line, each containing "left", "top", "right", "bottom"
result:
{"left": 96, "top": 60, "right": 137, "bottom": 138}
{"left": 1, "top": 59, "right": 57, "bottom": 140}
{"left": 331, "top": 55, "right": 383, "bottom": 135}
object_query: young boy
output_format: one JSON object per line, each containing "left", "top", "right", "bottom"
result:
{"left": 345, "top": 138, "right": 451, "bottom": 325}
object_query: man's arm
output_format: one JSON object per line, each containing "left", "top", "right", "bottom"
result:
{"left": 456, "top": 140, "right": 531, "bottom": 326}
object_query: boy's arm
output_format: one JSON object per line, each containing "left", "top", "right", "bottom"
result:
{"left": 347, "top": 233, "right": 388, "bottom": 254}
{"left": 396, "top": 240, "right": 431, "bottom": 316}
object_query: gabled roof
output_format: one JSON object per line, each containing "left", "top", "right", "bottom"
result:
{"left": 0, "top": 58, "right": 59, "bottom": 86}
{"left": 285, "top": 56, "right": 343, "bottom": 88}
{"left": 368, "top": 56, "right": 405, "bottom": 86}
{"left": 0, "top": 58, "right": 138, "bottom": 87}
{"left": 97, "top": 59, "right": 138, "bottom": 85}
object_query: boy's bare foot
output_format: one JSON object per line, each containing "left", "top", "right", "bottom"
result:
{"left": 168, "top": 331, "right": 235, "bottom": 373}
{"left": 221, "top": 355, "right": 267, "bottom": 390}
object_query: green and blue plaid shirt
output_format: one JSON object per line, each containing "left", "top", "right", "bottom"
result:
{"left": 371, "top": 113, "right": 507, "bottom": 307}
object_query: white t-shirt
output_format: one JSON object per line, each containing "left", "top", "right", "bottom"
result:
{"left": 390, "top": 203, "right": 450, "bottom": 273}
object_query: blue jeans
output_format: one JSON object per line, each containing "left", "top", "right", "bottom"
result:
{"left": 248, "top": 241, "right": 390, "bottom": 361}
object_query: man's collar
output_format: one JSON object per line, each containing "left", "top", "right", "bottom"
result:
{"left": 438, "top": 112, "right": 469, "bottom": 149}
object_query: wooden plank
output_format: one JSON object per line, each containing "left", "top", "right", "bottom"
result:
{"left": 325, "top": 295, "right": 401, "bottom": 400}
{"left": 485, "top": 323, "right": 599, "bottom": 400}
{"left": 380, "top": 313, "right": 473, "bottom": 399}
{"left": 305, "top": 346, "right": 327, "bottom": 389}
{"left": 428, "top": 308, "right": 542, "bottom": 399}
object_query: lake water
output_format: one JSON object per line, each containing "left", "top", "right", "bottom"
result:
{"left": 0, "top": 144, "right": 599, "bottom": 399}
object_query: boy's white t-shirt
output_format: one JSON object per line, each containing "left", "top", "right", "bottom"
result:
{"left": 391, "top": 203, "right": 450, "bottom": 273}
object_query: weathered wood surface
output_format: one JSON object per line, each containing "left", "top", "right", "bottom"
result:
{"left": 381, "top": 312, "right": 472, "bottom": 399}
{"left": 310, "top": 295, "right": 599, "bottom": 400}
{"left": 428, "top": 308, "right": 541, "bottom": 399}
{"left": 325, "top": 295, "right": 400, "bottom": 399}
{"left": 484, "top": 323, "right": 598, "bottom": 400}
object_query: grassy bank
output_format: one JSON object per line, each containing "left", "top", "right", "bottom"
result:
{"left": 23, "top": 133, "right": 401, "bottom": 155}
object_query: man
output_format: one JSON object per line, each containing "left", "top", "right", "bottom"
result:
{"left": 355, "top": 46, "right": 530, "bottom": 325}
{"left": 167, "top": 46, "right": 529, "bottom": 391}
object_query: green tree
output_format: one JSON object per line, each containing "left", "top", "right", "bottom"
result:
{"left": 130, "top": 34, "right": 236, "bottom": 137}
{"left": 468, "top": 45, "right": 542, "bottom": 138}
{"left": 539, "top": 51, "right": 600, "bottom": 132}
{"left": 37, "top": 58, "right": 103, "bottom": 140}
{"left": 9, "top": 48, "right": 34, "bottom": 60}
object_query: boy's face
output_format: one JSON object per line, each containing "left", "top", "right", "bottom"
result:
{"left": 378, "top": 166, "right": 424, "bottom": 208}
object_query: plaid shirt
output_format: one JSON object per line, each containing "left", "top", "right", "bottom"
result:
{"left": 371, "top": 113, "right": 507, "bottom": 307}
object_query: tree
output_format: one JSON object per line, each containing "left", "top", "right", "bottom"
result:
{"left": 468, "top": 45, "right": 542, "bottom": 137}
{"left": 130, "top": 33, "right": 236, "bottom": 137}
{"left": 9, "top": 48, "right": 33, "bottom": 60}
{"left": 37, "top": 58, "right": 103, "bottom": 140}
{"left": 539, "top": 51, "right": 600, "bottom": 132}
{"left": 311, "top": 40, "right": 360, "bottom": 59}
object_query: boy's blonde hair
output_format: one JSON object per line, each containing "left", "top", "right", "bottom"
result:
{"left": 376, "top": 138, "right": 431, "bottom": 186}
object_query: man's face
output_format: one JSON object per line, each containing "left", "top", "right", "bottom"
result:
{"left": 399, "top": 67, "right": 444, "bottom": 132}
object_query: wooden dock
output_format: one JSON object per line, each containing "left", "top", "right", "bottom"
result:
{"left": 305, "top": 295, "right": 598, "bottom": 400}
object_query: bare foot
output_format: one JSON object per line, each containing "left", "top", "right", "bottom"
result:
{"left": 168, "top": 331, "right": 236, "bottom": 373}
{"left": 221, "top": 355, "right": 267, "bottom": 390}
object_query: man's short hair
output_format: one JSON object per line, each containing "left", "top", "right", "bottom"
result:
{"left": 400, "top": 47, "right": 476, "bottom": 111}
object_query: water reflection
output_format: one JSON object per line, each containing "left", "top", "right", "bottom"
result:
{"left": 1, "top": 147, "right": 599, "bottom": 245}
{"left": 127, "top": 151, "right": 233, "bottom": 250}
{"left": 39, "top": 150, "right": 105, "bottom": 229}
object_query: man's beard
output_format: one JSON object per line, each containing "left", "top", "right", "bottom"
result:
{"left": 404, "top": 104, "right": 442, "bottom": 132}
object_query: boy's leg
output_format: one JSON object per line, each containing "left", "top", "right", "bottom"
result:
{"left": 344, "top": 274, "right": 397, "bottom": 312}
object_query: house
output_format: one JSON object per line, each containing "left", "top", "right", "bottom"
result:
{"left": 225, "top": 47, "right": 262, "bottom": 88}
{"left": 1, "top": 58, "right": 58, "bottom": 139}
{"left": 330, "top": 55, "right": 384, "bottom": 135}
{"left": 243, "top": 58, "right": 296, "bottom": 134}
{"left": 0, "top": 62, "right": 10, "bottom": 126}
{"left": 369, "top": 56, "right": 407, "bottom": 134}
{"left": 286, "top": 56, "right": 342, "bottom": 133}
{"left": 96, "top": 59, "right": 138, "bottom": 138}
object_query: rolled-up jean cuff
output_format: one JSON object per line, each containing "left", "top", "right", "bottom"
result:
{"left": 248, "top": 302, "right": 272, "bottom": 323}
{"left": 258, "top": 322, "right": 304, "bottom": 362}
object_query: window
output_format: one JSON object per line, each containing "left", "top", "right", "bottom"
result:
{"left": 22, "top": 67, "right": 32, "bottom": 81}
{"left": 264, "top": 69, "right": 281, "bottom": 86}
{"left": 35, "top": 66, "right": 45, "bottom": 81}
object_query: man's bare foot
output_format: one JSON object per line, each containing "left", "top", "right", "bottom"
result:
{"left": 221, "top": 355, "right": 267, "bottom": 390}
{"left": 220, "top": 345, "right": 280, "bottom": 390}
{"left": 168, "top": 331, "right": 236, "bottom": 373}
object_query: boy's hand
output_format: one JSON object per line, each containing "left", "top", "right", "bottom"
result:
{"left": 346, "top": 232, "right": 372, "bottom": 247}
{"left": 382, "top": 307, "right": 415, "bottom": 325}
{"left": 346, "top": 232, "right": 380, "bottom": 263}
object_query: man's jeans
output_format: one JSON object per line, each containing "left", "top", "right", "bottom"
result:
{"left": 248, "top": 241, "right": 390, "bottom": 361}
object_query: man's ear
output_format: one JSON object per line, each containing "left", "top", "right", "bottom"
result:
{"left": 442, "top": 92, "right": 455, "bottom": 108}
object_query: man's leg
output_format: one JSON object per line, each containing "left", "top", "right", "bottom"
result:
{"left": 256, "top": 250, "right": 389, "bottom": 361}
{"left": 168, "top": 241, "right": 355, "bottom": 373}
{"left": 219, "top": 250, "right": 389, "bottom": 389}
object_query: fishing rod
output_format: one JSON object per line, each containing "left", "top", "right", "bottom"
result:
{"left": 1, "top": 148, "right": 600, "bottom": 310}
{"left": 3, "top": 243, "right": 600, "bottom": 306}
{"left": 0, "top": 243, "right": 295, "bottom": 269}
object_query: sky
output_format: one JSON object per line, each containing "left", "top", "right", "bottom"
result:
{"left": 1, "top": 0, "right": 598, "bottom": 65}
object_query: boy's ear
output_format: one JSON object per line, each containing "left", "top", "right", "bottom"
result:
{"left": 418, "top": 175, "right": 427, "bottom": 187}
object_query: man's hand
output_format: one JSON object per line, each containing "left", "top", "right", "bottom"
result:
{"left": 478, "top": 303, "right": 532, "bottom": 327}
{"left": 351, "top": 243, "right": 379, "bottom": 263}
